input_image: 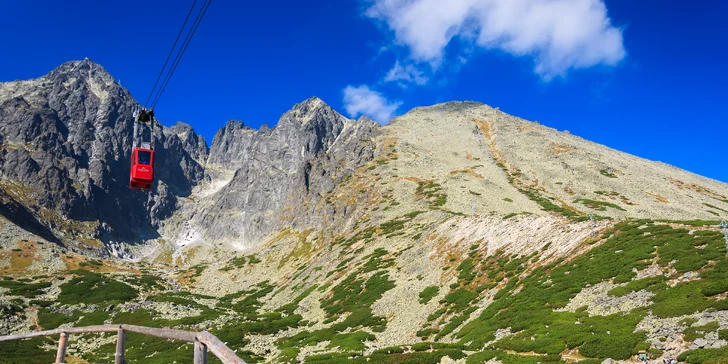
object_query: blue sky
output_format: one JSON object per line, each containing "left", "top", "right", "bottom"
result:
{"left": 1, "top": 0, "right": 726, "bottom": 182}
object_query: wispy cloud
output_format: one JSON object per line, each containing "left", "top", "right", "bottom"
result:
{"left": 365, "top": 0, "right": 626, "bottom": 81}
{"left": 342, "top": 85, "right": 402, "bottom": 123}
{"left": 384, "top": 60, "right": 429, "bottom": 86}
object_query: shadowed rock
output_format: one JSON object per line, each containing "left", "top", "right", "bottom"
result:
{"left": 0, "top": 59, "right": 207, "bottom": 246}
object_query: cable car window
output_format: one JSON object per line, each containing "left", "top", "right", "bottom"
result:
{"left": 138, "top": 151, "right": 151, "bottom": 165}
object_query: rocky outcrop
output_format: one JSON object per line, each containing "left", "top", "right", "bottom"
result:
{"left": 167, "top": 122, "right": 209, "bottom": 164}
{"left": 191, "top": 97, "right": 379, "bottom": 246}
{"left": 206, "top": 120, "right": 260, "bottom": 173}
{"left": 0, "top": 60, "right": 381, "bottom": 251}
{"left": 0, "top": 60, "right": 206, "bottom": 247}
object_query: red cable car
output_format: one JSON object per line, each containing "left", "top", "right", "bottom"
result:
{"left": 129, "top": 147, "right": 155, "bottom": 189}
{"left": 129, "top": 107, "right": 156, "bottom": 190}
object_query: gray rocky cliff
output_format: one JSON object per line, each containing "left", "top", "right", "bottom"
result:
{"left": 185, "top": 97, "right": 379, "bottom": 246}
{"left": 206, "top": 120, "right": 260, "bottom": 173}
{"left": 0, "top": 60, "right": 381, "bottom": 251}
{"left": 0, "top": 60, "right": 206, "bottom": 246}
{"left": 167, "top": 122, "right": 209, "bottom": 163}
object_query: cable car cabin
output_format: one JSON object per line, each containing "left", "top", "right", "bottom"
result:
{"left": 129, "top": 148, "right": 155, "bottom": 189}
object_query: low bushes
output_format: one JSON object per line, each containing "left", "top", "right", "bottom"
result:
{"left": 678, "top": 347, "right": 728, "bottom": 364}
{"left": 0, "top": 337, "right": 55, "bottom": 363}
{"left": 0, "top": 280, "right": 51, "bottom": 298}
{"left": 419, "top": 286, "right": 439, "bottom": 304}
{"left": 57, "top": 271, "right": 137, "bottom": 305}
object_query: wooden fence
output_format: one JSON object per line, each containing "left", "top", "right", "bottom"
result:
{"left": 0, "top": 324, "right": 246, "bottom": 364}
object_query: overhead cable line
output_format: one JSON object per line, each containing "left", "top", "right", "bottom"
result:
{"left": 149, "top": 0, "right": 213, "bottom": 110}
{"left": 144, "top": 0, "right": 199, "bottom": 108}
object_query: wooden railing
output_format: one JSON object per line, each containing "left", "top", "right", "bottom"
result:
{"left": 0, "top": 324, "right": 246, "bottom": 364}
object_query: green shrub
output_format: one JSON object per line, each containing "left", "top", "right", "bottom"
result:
{"left": 322, "top": 269, "right": 395, "bottom": 318}
{"left": 57, "top": 271, "right": 137, "bottom": 305}
{"left": 600, "top": 169, "right": 618, "bottom": 178}
{"left": 38, "top": 308, "right": 80, "bottom": 329}
{"left": 404, "top": 211, "right": 426, "bottom": 218}
{"left": 465, "top": 350, "right": 563, "bottom": 364}
{"left": 0, "top": 281, "right": 51, "bottom": 298}
{"left": 82, "top": 331, "right": 193, "bottom": 363}
{"left": 417, "top": 328, "right": 439, "bottom": 339}
{"left": 678, "top": 347, "right": 728, "bottom": 363}
{"left": 652, "top": 282, "right": 714, "bottom": 317}
{"left": 579, "top": 332, "right": 643, "bottom": 360}
{"left": 574, "top": 198, "right": 626, "bottom": 211}
{"left": 0, "top": 337, "right": 55, "bottom": 363}
{"left": 435, "top": 307, "right": 477, "bottom": 340}
{"left": 419, "top": 286, "right": 440, "bottom": 304}
{"left": 372, "top": 346, "right": 405, "bottom": 355}
{"left": 607, "top": 276, "right": 666, "bottom": 297}
{"left": 306, "top": 348, "right": 465, "bottom": 364}
{"left": 457, "top": 258, "right": 476, "bottom": 283}
{"left": 442, "top": 288, "right": 477, "bottom": 312}
{"left": 519, "top": 188, "right": 577, "bottom": 217}
{"left": 411, "top": 342, "right": 464, "bottom": 352}
{"left": 684, "top": 321, "right": 720, "bottom": 342}
{"left": 28, "top": 300, "right": 52, "bottom": 308}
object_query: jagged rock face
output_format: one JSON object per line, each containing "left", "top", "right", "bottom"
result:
{"left": 0, "top": 60, "right": 379, "bottom": 249}
{"left": 206, "top": 120, "right": 260, "bottom": 173}
{"left": 0, "top": 60, "right": 206, "bottom": 244}
{"left": 167, "top": 122, "right": 209, "bottom": 164}
{"left": 192, "top": 97, "right": 379, "bottom": 246}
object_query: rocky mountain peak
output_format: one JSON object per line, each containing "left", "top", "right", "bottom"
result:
{"left": 0, "top": 59, "right": 208, "bottom": 247}
{"left": 290, "top": 96, "right": 324, "bottom": 112}
{"left": 206, "top": 120, "right": 258, "bottom": 171}
{"left": 284, "top": 96, "right": 341, "bottom": 126}
{"left": 356, "top": 115, "right": 377, "bottom": 125}
{"left": 168, "top": 121, "right": 195, "bottom": 134}
{"left": 45, "top": 59, "right": 122, "bottom": 98}
{"left": 48, "top": 59, "right": 113, "bottom": 79}
{"left": 404, "top": 100, "right": 490, "bottom": 118}
{"left": 211, "top": 120, "right": 257, "bottom": 142}
{"left": 166, "top": 122, "right": 209, "bottom": 163}
{"left": 223, "top": 119, "right": 247, "bottom": 130}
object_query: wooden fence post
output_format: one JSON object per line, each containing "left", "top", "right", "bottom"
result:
{"left": 54, "top": 332, "right": 68, "bottom": 364}
{"left": 194, "top": 339, "right": 208, "bottom": 364}
{"left": 115, "top": 327, "right": 126, "bottom": 364}
{"left": 0, "top": 324, "right": 245, "bottom": 364}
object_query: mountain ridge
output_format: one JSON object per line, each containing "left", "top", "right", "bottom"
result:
{"left": 1, "top": 59, "right": 727, "bottom": 255}
{"left": 1, "top": 60, "right": 728, "bottom": 363}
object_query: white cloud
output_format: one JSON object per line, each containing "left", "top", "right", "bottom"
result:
{"left": 365, "top": 0, "right": 626, "bottom": 80}
{"left": 384, "top": 60, "right": 429, "bottom": 86}
{"left": 342, "top": 85, "right": 402, "bottom": 123}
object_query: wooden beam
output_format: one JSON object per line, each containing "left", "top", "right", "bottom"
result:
{"left": 114, "top": 327, "right": 125, "bottom": 364}
{"left": 0, "top": 325, "right": 118, "bottom": 341}
{"left": 54, "top": 332, "right": 68, "bottom": 364}
{"left": 120, "top": 324, "right": 198, "bottom": 343}
{"left": 194, "top": 340, "right": 208, "bottom": 364}
{"left": 0, "top": 325, "right": 246, "bottom": 364}
{"left": 198, "top": 331, "right": 246, "bottom": 364}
